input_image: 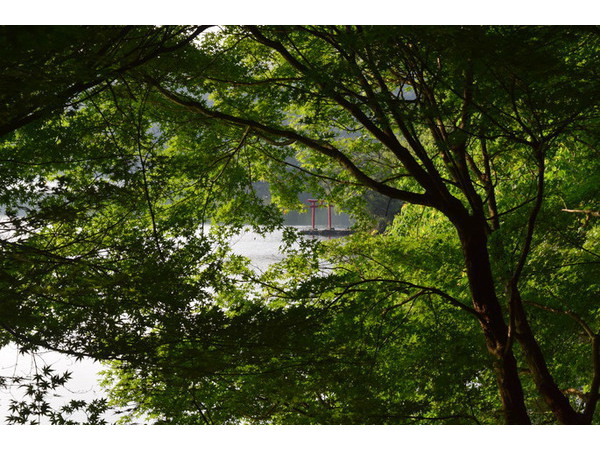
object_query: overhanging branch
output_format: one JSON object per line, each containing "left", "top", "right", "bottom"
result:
{"left": 148, "top": 79, "right": 435, "bottom": 207}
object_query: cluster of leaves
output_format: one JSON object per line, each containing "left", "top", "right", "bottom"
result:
{"left": 99, "top": 210, "right": 500, "bottom": 424}
{"left": 1, "top": 365, "right": 109, "bottom": 425}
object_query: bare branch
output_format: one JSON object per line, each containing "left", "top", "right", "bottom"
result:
{"left": 561, "top": 209, "right": 600, "bottom": 217}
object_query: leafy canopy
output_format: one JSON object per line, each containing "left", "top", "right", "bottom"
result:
{"left": 0, "top": 25, "right": 598, "bottom": 424}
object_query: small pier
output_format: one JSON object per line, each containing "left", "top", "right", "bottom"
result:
{"left": 299, "top": 228, "right": 354, "bottom": 237}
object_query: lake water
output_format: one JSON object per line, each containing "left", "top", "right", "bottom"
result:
{"left": 0, "top": 225, "right": 337, "bottom": 424}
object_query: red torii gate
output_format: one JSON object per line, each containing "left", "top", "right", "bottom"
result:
{"left": 307, "top": 199, "right": 333, "bottom": 230}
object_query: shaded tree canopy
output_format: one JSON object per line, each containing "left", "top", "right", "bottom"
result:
{"left": 0, "top": 25, "right": 599, "bottom": 424}
{"left": 0, "top": 26, "right": 208, "bottom": 136}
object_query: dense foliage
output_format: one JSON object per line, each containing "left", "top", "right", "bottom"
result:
{"left": 0, "top": 25, "right": 598, "bottom": 424}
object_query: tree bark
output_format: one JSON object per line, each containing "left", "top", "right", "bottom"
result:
{"left": 511, "top": 288, "right": 586, "bottom": 424}
{"left": 457, "top": 218, "right": 531, "bottom": 424}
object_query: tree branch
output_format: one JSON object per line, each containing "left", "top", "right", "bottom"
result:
{"left": 561, "top": 209, "right": 600, "bottom": 217}
{"left": 148, "top": 79, "right": 435, "bottom": 207}
{"left": 338, "top": 277, "right": 482, "bottom": 321}
{"left": 525, "top": 300, "right": 600, "bottom": 421}
{"left": 244, "top": 26, "right": 450, "bottom": 207}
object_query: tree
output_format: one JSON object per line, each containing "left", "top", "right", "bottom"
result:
{"left": 0, "top": 25, "right": 208, "bottom": 137}
{"left": 0, "top": 25, "right": 598, "bottom": 424}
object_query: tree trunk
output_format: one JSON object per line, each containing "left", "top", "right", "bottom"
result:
{"left": 511, "top": 287, "right": 586, "bottom": 424}
{"left": 458, "top": 220, "right": 531, "bottom": 424}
